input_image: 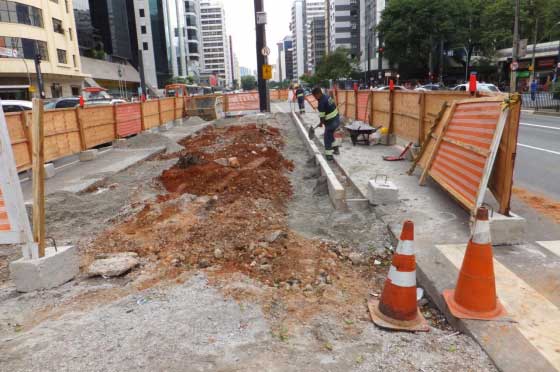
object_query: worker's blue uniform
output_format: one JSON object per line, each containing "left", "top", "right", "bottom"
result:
{"left": 296, "top": 88, "right": 305, "bottom": 113}
{"left": 317, "top": 93, "right": 340, "bottom": 158}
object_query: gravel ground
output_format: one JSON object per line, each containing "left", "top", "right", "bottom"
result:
{"left": 0, "top": 112, "right": 497, "bottom": 372}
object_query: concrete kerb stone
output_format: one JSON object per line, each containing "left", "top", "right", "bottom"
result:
{"left": 489, "top": 211, "right": 527, "bottom": 246}
{"left": 44, "top": 163, "right": 56, "bottom": 179}
{"left": 290, "top": 112, "right": 346, "bottom": 210}
{"left": 10, "top": 245, "right": 79, "bottom": 292}
{"left": 79, "top": 149, "right": 98, "bottom": 162}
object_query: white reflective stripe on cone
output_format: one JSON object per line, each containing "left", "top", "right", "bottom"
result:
{"left": 471, "top": 220, "right": 491, "bottom": 244}
{"left": 396, "top": 240, "right": 414, "bottom": 256}
{"left": 388, "top": 265, "right": 416, "bottom": 287}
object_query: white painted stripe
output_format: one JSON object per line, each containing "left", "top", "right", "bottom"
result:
{"left": 536, "top": 241, "right": 560, "bottom": 258}
{"left": 438, "top": 244, "right": 560, "bottom": 369}
{"left": 517, "top": 143, "right": 560, "bottom": 156}
{"left": 471, "top": 220, "right": 490, "bottom": 244}
{"left": 396, "top": 240, "right": 414, "bottom": 256}
{"left": 388, "top": 265, "right": 416, "bottom": 287}
{"left": 520, "top": 122, "right": 560, "bottom": 131}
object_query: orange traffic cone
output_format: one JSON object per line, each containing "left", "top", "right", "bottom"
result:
{"left": 368, "top": 220, "right": 429, "bottom": 332}
{"left": 442, "top": 207, "right": 507, "bottom": 320}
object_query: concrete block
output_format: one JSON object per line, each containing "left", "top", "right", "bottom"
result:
{"left": 113, "top": 138, "right": 127, "bottom": 146}
{"left": 79, "top": 149, "right": 98, "bottom": 162}
{"left": 44, "top": 163, "right": 56, "bottom": 179}
{"left": 380, "top": 134, "right": 397, "bottom": 146}
{"left": 10, "top": 246, "right": 79, "bottom": 292}
{"left": 489, "top": 211, "right": 527, "bottom": 246}
{"left": 368, "top": 179, "right": 399, "bottom": 205}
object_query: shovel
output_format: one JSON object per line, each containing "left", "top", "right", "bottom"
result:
{"left": 308, "top": 123, "right": 322, "bottom": 140}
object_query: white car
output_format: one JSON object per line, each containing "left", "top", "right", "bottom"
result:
{"left": 375, "top": 85, "right": 409, "bottom": 91}
{"left": 452, "top": 83, "right": 501, "bottom": 93}
{"left": 1, "top": 100, "right": 33, "bottom": 113}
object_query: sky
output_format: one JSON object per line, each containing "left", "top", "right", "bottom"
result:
{"left": 223, "top": 0, "right": 292, "bottom": 71}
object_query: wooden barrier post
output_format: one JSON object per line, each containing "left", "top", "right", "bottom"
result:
{"left": 112, "top": 103, "right": 119, "bottom": 139}
{"left": 140, "top": 101, "right": 146, "bottom": 131}
{"left": 22, "top": 111, "right": 33, "bottom": 162}
{"left": 75, "top": 107, "right": 87, "bottom": 150}
{"left": 418, "top": 93, "right": 426, "bottom": 145}
{"left": 370, "top": 91, "right": 375, "bottom": 125}
{"left": 355, "top": 90, "right": 359, "bottom": 119}
{"left": 388, "top": 90, "right": 395, "bottom": 133}
{"left": 158, "top": 99, "right": 163, "bottom": 126}
{"left": 223, "top": 94, "right": 229, "bottom": 113}
{"left": 31, "top": 98, "right": 45, "bottom": 257}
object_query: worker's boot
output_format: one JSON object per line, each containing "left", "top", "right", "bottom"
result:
{"left": 326, "top": 154, "right": 334, "bottom": 161}
{"left": 333, "top": 147, "right": 340, "bottom": 155}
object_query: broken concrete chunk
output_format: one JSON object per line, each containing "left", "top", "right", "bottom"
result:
{"left": 87, "top": 252, "right": 139, "bottom": 278}
{"left": 348, "top": 252, "right": 367, "bottom": 266}
{"left": 214, "top": 158, "right": 228, "bottom": 166}
{"left": 228, "top": 157, "right": 240, "bottom": 168}
{"left": 264, "top": 230, "right": 287, "bottom": 243}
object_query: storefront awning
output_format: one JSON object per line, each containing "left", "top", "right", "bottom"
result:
{"left": 80, "top": 57, "right": 140, "bottom": 84}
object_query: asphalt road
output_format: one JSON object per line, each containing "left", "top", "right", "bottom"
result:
{"left": 515, "top": 112, "right": 560, "bottom": 200}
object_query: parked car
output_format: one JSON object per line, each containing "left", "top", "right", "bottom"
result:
{"left": 1, "top": 100, "right": 32, "bottom": 112}
{"left": 44, "top": 97, "right": 120, "bottom": 110}
{"left": 414, "top": 84, "right": 445, "bottom": 91}
{"left": 451, "top": 83, "right": 501, "bottom": 93}
{"left": 375, "top": 85, "right": 409, "bottom": 91}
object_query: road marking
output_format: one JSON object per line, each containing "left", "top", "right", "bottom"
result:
{"left": 517, "top": 143, "right": 560, "bottom": 156}
{"left": 536, "top": 241, "right": 560, "bottom": 258}
{"left": 437, "top": 244, "right": 560, "bottom": 369}
{"left": 520, "top": 122, "right": 560, "bottom": 131}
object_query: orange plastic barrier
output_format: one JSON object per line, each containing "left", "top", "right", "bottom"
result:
{"left": 225, "top": 92, "right": 260, "bottom": 112}
{"left": 0, "top": 186, "right": 10, "bottom": 232}
{"left": 116, "top": 103, "right": 142, "bottom": 137}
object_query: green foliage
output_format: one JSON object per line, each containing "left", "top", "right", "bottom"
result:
{"left": 241, "top": 75, "right": 257, "bottom": 91}
{"left": 166, "top": 76, "right": 194, "bottom": 85}
{"left": 269, "top": 80, "right": 292, "bottom": 89}
{"left": 315, "top": 48, "right": 359, "bottom": 81}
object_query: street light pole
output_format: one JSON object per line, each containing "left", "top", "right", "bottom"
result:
{"left": 254, "top": 0, "right": 269, "bottom": 112}
{"left": 510, "top": 0, "right": 520, "bottom": 92}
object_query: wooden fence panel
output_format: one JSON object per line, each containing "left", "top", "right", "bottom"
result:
{"left": 116, "top": 103, "right": 142, "bottom": 137}
{"left": 393, "top": 92, "right": 422, "bottom": 142}
{"left": 225, "top": 92, "right": 259, "bottom": 112}
{"left": 43, "top": 108, "right": 82, "bottom": 163}
{"left": 356, "top": 91, "right": 370, "bottom": 122}
{"left": 338, "top": 91, "right": 348, "bottom": 117}
{"left": 81, "top": 105, "right": 116, "bottom": 148}
{"left": 142, "top": 100, "right": 160, "bottom": 129}
{"left": 5, "top": 112, "right": 31, "bottom": 171}
{"left": 174, "top": 97, "right": 184, "bottom": 119}
{"left": 424, "top": 92, "right": 470, "bottom": 139}
{"left": 346, "top": 91, "right": 356, "bottom": 120}
{"left": 160, "top": 97, "right": 175, "bottom": 124}
{"left": 270, "top": 90, "right": 280, "bottom": 100}
{"left": 371, "top": 91, "right": 390, "bottom": 128}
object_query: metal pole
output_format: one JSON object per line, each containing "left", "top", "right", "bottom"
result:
{"left": 33, "top": 54, "right": 45, "bottom": 99}
{"left": 530, "top": 12, "right": 538, "bottom": 82}
{"left": 254, "top": 0, "right": 268, "bottom": 112}
{"left": 510, "top": 0, "right": 520, "bottom": 92}
{"left": 229, "top": 35, "right": 235, "bottom": 88}
{"left": 138, "top": 49, "right": 146, "bottom": 99}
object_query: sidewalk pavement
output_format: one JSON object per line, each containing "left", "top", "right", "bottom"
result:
{"left": 273, "top": 101, "right": 560, "bottom": 372}
{"left": 20, "top": 119, "right": 211, "bottom": 203}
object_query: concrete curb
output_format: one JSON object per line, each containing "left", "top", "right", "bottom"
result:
{"left": 290, "top": 112, "right": 346, "bottom": 210}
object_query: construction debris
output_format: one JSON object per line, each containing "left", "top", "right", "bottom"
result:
{"left": 86, "top": 252, "right": 139, "bottom": 278}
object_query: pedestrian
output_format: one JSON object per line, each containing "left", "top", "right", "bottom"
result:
{"left": 295, "top": 84, "right": 305, "bottom": 114}
{"left": 530, "top": 79, "right": 538, "bottom": 101}
{"left": 312, "top": 86, "right": 340, "bottom": 161}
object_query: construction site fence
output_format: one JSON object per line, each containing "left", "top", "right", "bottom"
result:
{"left": 307, "top": 89, "right": 521, "bottom": 216}
{"left": 6, "top": 96, "right": 191, "bottom": 173}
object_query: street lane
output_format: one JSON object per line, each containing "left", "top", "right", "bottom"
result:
{"left": 514, "top": 113, "right": 560, "bottom": 200}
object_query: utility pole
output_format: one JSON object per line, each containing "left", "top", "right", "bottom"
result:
{"left": 254, "top": 0, "right": 269, "bottom": 112}
{"left": 531, "top": 16, "right": 538, "bottom": 83}
{"left": 510, "top": 0, "right": 520, "bottom": 93}
{"left": 33, "top": 54, "right": 45, "bottom": 99}
{"left": 138, "top": 49, "right": 147, "bottom": 100}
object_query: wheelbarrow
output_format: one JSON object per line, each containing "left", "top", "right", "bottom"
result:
{"left": 344, "top": 121, "right": 380, "bottom": 146}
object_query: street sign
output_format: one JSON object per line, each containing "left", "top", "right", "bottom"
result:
{"left": 262, "top": 64, "right": 272, "bottom": 80}
{"left": 256, "top": 11, "right": 267, "bottom": 25}
{"left": 384, "top": 71, "right": 392, "bottom": 77}
{"left": 261, "top": 46, "right": 270, "bottom": 56}
{"left": 511, "top": 61, "right": 519, "bottom": 71}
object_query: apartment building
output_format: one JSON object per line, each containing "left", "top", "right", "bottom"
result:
{"left": 290, "top": 0, "right": 326, "bottom": 80}
{"left": 326, "top": 0, "right": 360, "bottom": 59}
{"left": 304, "top": 0, "right": 324, "bottom": 73}
{"left": 310, "top": 16, "right": 325, "bottom": 71}
{"left": 200, "top": 0, "right": 232, "bottom": 88}
{"left": 0, "top": 0, "right": 87, "bottom": 99}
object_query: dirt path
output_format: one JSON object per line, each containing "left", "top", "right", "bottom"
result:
{"left": 0, "top": 114, "right": 496, "bottom": 371}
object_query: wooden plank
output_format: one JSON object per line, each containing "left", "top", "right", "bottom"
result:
{"left": 418, "top": 93, "right": 426, "bottom": 145}
{"left": 439, "top": 136, "right": 490, "bottom": 157}
{"left": 158, "top": 99, "right": 163, "bottom": 125}
{"left": 388, "top": 90, "right": 395, "bottom": 134}
{"left": 419, "top": 102, "right": 458, "bottom": 185}
{"left": 22, "top": 111, "right": 33, "bottom": 162}
{"left": 76, "top": 108, "right": 86, "bottom": 151}
{"left": 140, "top": 101, "right": 146, "bottom": 131}
{"left": 31, "top": 99, "right": 45, "bottom": 257}
{"left": 430, "top": 172, "right": 475, "bottom": 212}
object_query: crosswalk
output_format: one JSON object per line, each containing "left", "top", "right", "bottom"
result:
{"left": 437, "top": 241, "right": 560, "bottom": 370}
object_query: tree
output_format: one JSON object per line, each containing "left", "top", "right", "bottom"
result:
{"left": 166, "top": 76, "right": 194, "bottom": 85}
{"left": 241, "top": 75, "right": 257, "bottom": 90}
{"left": 314, "top": 48, "right": 359, "bottom": 81}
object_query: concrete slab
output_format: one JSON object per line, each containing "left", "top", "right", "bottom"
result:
{"left": 490, "top": 212, "right": 527, "bottom": 246}
{"left": 79, "top": 149, "right": 98, "bottom": 162}
{"left": 10, "top": 245, "right": 79, "bottom": 292}
{"left": 44, "top": 163, "right": 56, "bottom": 179}
{"left": 367, "top": 178, "right": 399, "bottom": 205}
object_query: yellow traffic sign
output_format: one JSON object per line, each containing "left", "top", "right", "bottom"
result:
{"left": 28, "top": 86, "right": 36, "bottom": 93}
{"left": 262, "top": 64, "right": 272, "bottom": 80}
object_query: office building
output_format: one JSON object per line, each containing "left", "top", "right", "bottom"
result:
{"left": 73, "top": 0, "right": 141, "bottom": 97}
{"left": 200, "top": 0, "right": 232, "bottom": 88}
{"left": 290, "top": 0, "right": 305, "bottom": 79}
{"left": 359, "top": 0, "right": 388, "bottom": 77}
{"left": 240, "top": 66, "right": 252, "bottom": 77}
{"left": 326, "top": 0, "right": 360, "bottom": 59}
{"left": 283, "top": 37, "right": 294, "bottom": 81}
{"left": 0, "top": 0, "right": 87, "bottom": 99}
{"left": 310, "top": 16, "right": 325, "bottom": 71}
{"left": 304, "top": 0, "right": 324, "bottom": 73}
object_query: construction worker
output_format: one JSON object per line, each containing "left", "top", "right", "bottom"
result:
{"left": 295, "top": 84, "right": 305, "bottom": 114}
{"left": 312, "top": 87, "right": 340, "bottom": 161}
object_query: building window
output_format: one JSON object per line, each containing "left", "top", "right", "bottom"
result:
{"left": 0, "top": 36, "right": 48, "bottom": 60}
{"left": 57, "top": 48, "right": 67, "bottom": 63}
{"left": 141, "top": 25, "right": 146, "bottom": 34}
{"left": 64, "top": 0, "right": 69, "bottom": 13}
{"left": 139, "top": 8, "right": 145, "bottom": 17}
{"left": 52, "top": 18, "right": 64, "bottom": 34}
{"left": 143, "top": 42, "right": 148, "bottom": 50}
{"left": 0, "top": 1, "right": 44, "bottom": 28}
{"left": 68, "top": 27, "right": 72, "bottom": 40}
{"left": 51, "top": 83, "right": 62, "bottom": 98}
{"left": 72, "top": 54, "right": 76, "bottom": 67}
{"left": 49, "top": 0, "right": 58, "bottom": 3}
{"left": 71, "top": 86, "right": 80, "bottom": 96}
